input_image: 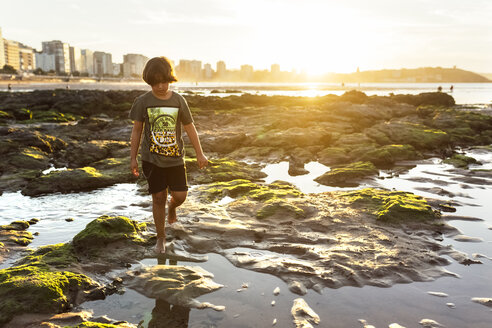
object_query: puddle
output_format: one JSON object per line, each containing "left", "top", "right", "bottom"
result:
{"left": 0, "top": 184, "right": 151, "bottom": 248}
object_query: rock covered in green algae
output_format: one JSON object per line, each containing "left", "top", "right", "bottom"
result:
{"left": 196, "top": 179, "right": 259, "bottom": 202}
{"left": 196, "top": 179, "right": 302, "bottom": 203}
{"left": 0, "top": 220, "right": 34, "bottom": 248}
{"left": 256, "top": 199, "right": 305, "bottom": 219}
{"left": 7, "top": 146, "right": 51, "bottom": 170}
{"left": 341, "top": 188, "right": 438, "bottom": 221}
{"left": 444, "top": 154, "right": 480, "bottom": 168}
{"left": 0, "top": 220, "right": 30, "bottom": 230}
{"left": 0, "top": 110, "right": 14, "bottom": 122}
{"left": 0, "top": 263, "right": 99, "bottom": 325}
{"left": 21, "top": 167, "right": 107, "bottom": 196}
{"left": 64, "top": 140, "right": 129, "bottom": 167}
{"left": 357, "top": 144, "right": 422, "bottom": 166}
{"left": 126, "top": 265, "right": 224, "bottom": 310}
{"left": 390, "top": 92, "right": 455, "bottom": 107}
{"left": 21, "top": 163, "right": 134, "bottom": 196}
{"left": 72, "top": 215, "right": 147, "bottom": 251}
{"left": 18, "top": 243, "right": 78, "bottom": 268}
{"left": 429, "top": 108, "right": 492, "bottom": 145}
{"left": 186, "top": 157, "right": 266, "bottom": 184}
{"left": 28, "top": 109, "right": 80, "bottom": 123}
{"left": 314, "top": 161, "right": 378, "bottom": 187}
{"left": 370, "top": 121, "right": 450, "bottom": 150}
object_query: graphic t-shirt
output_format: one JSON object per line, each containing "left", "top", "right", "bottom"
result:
{"left": 129, "top": 91, "right": 193, "bottom": 168}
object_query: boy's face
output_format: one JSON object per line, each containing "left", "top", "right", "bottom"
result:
{"left": 151, "top": 82, "right": 169, "bottom": 96}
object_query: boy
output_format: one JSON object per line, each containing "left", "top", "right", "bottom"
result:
{"left": 129, "top": 56, "right": 208, "bottom": 254}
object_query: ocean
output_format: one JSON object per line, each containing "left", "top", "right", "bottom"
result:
{"left": 4, "top": 81, "right": 492, "bottom": 105}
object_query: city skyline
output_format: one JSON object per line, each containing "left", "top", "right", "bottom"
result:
{"left": 1, "top": 0, "right": 491, "bottom": 75}
{"left": 2, "top": 25, "right": 490, "bottom": 84}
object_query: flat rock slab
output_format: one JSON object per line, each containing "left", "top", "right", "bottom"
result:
{"left": 126, "top": 264, "right": 224, "bottom": 310}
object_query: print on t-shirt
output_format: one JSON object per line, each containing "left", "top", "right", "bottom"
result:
{"left": 147, "top": 106, "right": 182, "bottom": 157}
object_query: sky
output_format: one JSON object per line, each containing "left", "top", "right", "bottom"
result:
{"left": 1, "top": 0, "right": 491, "bottom": 74}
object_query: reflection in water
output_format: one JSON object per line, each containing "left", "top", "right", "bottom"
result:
{"left": 147, "top": 256, "right": 190, "bottom": 328}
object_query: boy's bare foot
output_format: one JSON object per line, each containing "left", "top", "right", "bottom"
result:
{"left": 167, "top": 200, "right": 177, "bottom": 225}
{"left": 154, "top": 237, "right": 166, "bottom": 254}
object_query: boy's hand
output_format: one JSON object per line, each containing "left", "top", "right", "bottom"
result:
{"left": 197, "top": 154, "right": 209, "bottom": 169}
{"left": 131, "top": 158, "right": 139, "bottom": 177}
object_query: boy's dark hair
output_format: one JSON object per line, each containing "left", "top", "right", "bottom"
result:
{"left": 142, "top": 57, "right": 178, "bottom": 85}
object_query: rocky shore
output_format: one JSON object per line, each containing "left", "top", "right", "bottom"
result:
{"left": 1, "top": 90, "right": 491, "bottom": 327}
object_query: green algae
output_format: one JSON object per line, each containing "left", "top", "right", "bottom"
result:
{"left": 429, "top": 108, "right": 492, "bottom": 145}
{"left": 72, "top": 215, "right": 147, "bottom": 251}
{"left": 372, "top": 121, "right": 450, "bottom": 150}
{"left": 18, "top": 243, "right": 77, "bottom": 268}
{"left": 0, "top": 110, "right": 14, "bottom": 123}
{"left": 0, "top": 220, "right": 30, "bottom": 230}
{"left": 444, "top": 154, "right": 479, "bottom": 168}
{"left": 21, "top": 165, "right": 133, "bottom": 196}
{"left": 186, "top": 158, "right": 266, "bottom": 184}
{"left": 315, "top": 161, "right": 378, "bottom": 187}
{"left": 11, "top": 107, "right": 32, "bottom": 120}
{"left": 341, "top": 188, "right": 438, "bottom": 221}
{"left": 11, "top": 236, "right": 33, "bottom": 246}
{"left": 256, "top": 199, "right": 304, "bottom": 219}
{"left": 248, "top": 180, "right": 302, "bottom": 201}
{"left": 21, "top": 109, "right": 79, "bottom": 123}
{"left": 196, "top": 179, "right": 259, "bottom": 202}
{"left": 358, "top": 144, "right": 421, "bottom": 166}
{"left": 196, "top": 179, "right": 302, "bottom": 203}
{"left": 3, "top": 230, "right": 34, "bottom": 246}
{"left": 8, "top": 146, "right": 50, "bottom": 170}
{"left": 0, "top": 263, "right": 96, "bottom": 325}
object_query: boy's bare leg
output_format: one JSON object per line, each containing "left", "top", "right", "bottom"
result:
{"left": 152, "top": 189, "right": 167, "bottom": 253}
{"left": 168, "top": 191, "right": 187, "bottom": 225}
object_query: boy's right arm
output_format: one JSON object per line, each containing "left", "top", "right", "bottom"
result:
{"left": 130, "top": 120, "right": 144, "bottom": 177}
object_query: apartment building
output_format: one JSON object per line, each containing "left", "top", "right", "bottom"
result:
{"left": 177, "top": 59, "right": 202, "bottom": 80}
{"left": 81, "top": 49, "right": 94, "bottom": 75}
{"left": 93, "top": 51, "right": 112, "bottom": 76}
{"left": 4, "top": 39, "right": 20, "bottom": 70}
{"left": 122, "top": 53, "right": 149, "bottom": 77}
{"left": 35, "top": 52, "right": 56, "bottom": 72}
{"left": 42, "top": 40, "right": 71, "bottom": 74}
{"left": 19, "top": 44, "right": 36, "bottom": 71}
{"left": 69, "top": 46, "right": 82, "bottom": 73}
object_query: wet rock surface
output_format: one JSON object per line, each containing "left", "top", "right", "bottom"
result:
{"left": 126, "top": 265, "right": 224, "bottom": 310}
{"left": 1, "top": 90, "right": 492, "bottom": 326}
{"left": 1, "top": 90, "right": 491, "bottom": 196}
{"left": 0, "top": 219, "right": 34, "bottom": 262}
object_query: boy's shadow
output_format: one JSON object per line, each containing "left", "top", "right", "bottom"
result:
{"left": 147, "top": 257, "right": 190, "bottom": 328}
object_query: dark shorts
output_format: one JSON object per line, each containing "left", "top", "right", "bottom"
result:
{"left": 142, "top": 161, "right": 188, "bottom": 194}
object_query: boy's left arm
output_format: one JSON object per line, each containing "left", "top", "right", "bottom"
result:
{"left": 183, "top": 123, "right": 208, "bottom": 169}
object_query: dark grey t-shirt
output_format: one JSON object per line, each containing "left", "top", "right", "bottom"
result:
{"left": 129, "top": 91, "right": 193, "bottom": 168}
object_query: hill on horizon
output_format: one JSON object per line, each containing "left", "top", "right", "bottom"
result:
{"left": 330, "top": 67, "right": 490, "bottom": 83}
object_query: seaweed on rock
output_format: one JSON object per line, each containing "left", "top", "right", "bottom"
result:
{"left": 341, "top": 188, "right": 439, "bottom": 221}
